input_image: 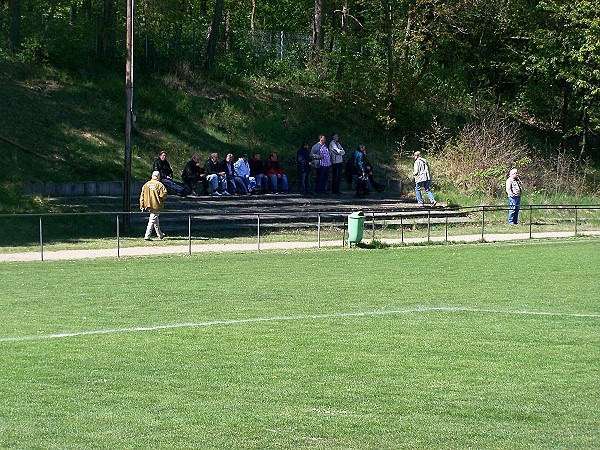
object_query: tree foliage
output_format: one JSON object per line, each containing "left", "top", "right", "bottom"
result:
{"left": 1, "top": 0, "right": 599, "bottom": 159}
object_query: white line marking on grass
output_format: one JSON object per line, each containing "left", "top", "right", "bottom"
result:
{"left": 1, "top": 307, "right": 598, "bottom": 343}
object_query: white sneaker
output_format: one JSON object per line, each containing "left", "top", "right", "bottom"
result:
{"left": 222, "top": 191, "right": 231, "bottom": 196}
{"left": 212, "top": 191, "right": 222, "bottom": 196}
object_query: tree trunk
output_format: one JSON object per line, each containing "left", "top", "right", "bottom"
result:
{"left": 225, "top": 12, "right": 231, "bottom": 52}
{"left": 8, "top": 0, "right": 21, "bottom": 53}
{"left": 334, "top": 0, "right": 349, "bottom": 81}
{"left": 99, "top": 0, "right": 117, "bottom": 57}
{"left": 560, "top": 82, "right": 571, "bottom": 152}
{"left": 250, "top": 0, "right": 256, "bottom": 33}
{"left": 311, "top": 0, "right": 324, "bottom": 62}
{"left": 39, "top": 0, "right": 59, "bottom": 56}
{"left": 204, "top": 0, "right": 224, "bottom": 69}
{"left": 579, "top": 105, "right": 588, "bottom": 160}
{"left": 381, "top": 0, "right": 394, "bottom": 98}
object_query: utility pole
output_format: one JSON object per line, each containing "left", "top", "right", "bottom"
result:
{"left": 124, "top": 0, "right": 134, "bottom": 232}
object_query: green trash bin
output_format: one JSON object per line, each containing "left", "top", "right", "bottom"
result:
{"left": 348, "top": 211, "right": 365, "bottom": 246}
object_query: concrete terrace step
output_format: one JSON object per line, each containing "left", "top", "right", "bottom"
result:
{"left": 23, "top": 179, "right": 403, "bottom": 197}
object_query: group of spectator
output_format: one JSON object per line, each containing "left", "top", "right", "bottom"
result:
{"left": 153, "top": 150, "right": 289, "bottom": 197}
{"left": 298, "top": 133, "right": 385, "bottom": 198}
{"left": 152, "top": 133, "right": 388, "bottom": 200}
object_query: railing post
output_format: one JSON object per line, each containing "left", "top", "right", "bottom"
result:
{"left": 117, "top": 214, "right": 120, "bottom": 258}
{"left": 372, "top": 212, "right": 375, "bottom": 240}
{"left": 575, "top": 205, "right": 578, "bottom": 236}
{"left": 427, "top": 210, "right": 431, "bottom": 242}
{"left": 529, "top": 205, "right": 533, "bottom": 239}
{"left": 39, "top": 216, "right": 44, "bottom": 261}
{"left": 445, "top": 214, "right": 448, "bottom": 242}
{"left": 481, "top": 206, "right": 485, "bottom": 241}
{"left": 188, "top": 214, "right": 192, "bottom": 256}
{"left": 342, "top": 214, "right": 346, "bottom": 248}
{"left": 257, "top": 214, "right": 261, "bottom": 253}
{"left": 317, "top": 214, "right": 321, "bottom": 248}
{"left": 401, "top": 215, "right": 404, "bottom": 243}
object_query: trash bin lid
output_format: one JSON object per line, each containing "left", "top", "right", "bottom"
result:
{"left": 349, "top": 211, "right": 365, "bottom": 218}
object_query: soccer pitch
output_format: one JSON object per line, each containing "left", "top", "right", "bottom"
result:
{"left": 1, "top": 239, "right": 599, "bottom": 449}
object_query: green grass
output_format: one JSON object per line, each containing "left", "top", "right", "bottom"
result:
{"left": 1, "top": 241, "right": 599, "bottom": 448}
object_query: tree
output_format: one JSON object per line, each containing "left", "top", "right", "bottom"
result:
{"left": 204, "top": 0, "right": 224, "bottom": 69}
{"left": 8, "top": 0, "right": 20, "bottom": 53}
{"left": 312, "top": 0, "right": 324, "bottom": 61}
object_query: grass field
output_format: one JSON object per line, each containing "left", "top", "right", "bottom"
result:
{"left": 1, "top": 240, "right": 599, "bottom": 448}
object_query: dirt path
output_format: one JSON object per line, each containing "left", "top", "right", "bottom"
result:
{"left": 2, "top": 231, "right": 598, "bottom": 262}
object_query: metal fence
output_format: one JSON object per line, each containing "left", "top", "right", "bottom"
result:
{"left": 1, "top": 204, "right": 599, "bottom": 261}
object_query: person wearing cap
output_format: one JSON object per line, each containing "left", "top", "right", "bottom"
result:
{"left": 140, "top": 171, "right": 168, "bottom": 241}
{"left": 152, "top": 151, "right": 186, "bottom": 197}
{"left": 506, "top": 168, "right": 523, "bottom": 224}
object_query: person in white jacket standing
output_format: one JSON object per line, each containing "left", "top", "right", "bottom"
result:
{"left": 413, "top": 151, "right": 436, "bottom": 206}
{"left": 329, "top": 133, "right": 346, "bottom": 195}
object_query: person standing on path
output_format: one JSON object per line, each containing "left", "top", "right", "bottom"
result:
{"left": 140, "top": 171, "right": 168, "bottom": 241}
{"left": 506, "top": 168, "right": 523, "bottom": 224}
{"left": 413, "top": 151, "right": 436, "bottom": 206}
{"left": 329, "top": 133, "right": 345, "bottom": 195}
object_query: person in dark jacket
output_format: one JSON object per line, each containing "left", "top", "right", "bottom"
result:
{"left": 152, "top": 151, "right": 186, "bottom": 196}
{"left": 353, "top": 145, "right": 368, "bottom": 198}
{"left": 204, "top": 152, "right": 229, "bottom": 196}
{"left": 296, "top": 141, "right": 313, "bottom": 196}
{"left": 249, "top": 153, "right": 268, "bottom": 194}
{"left": 181, "top": 154, "right": 209, "bottom": 196}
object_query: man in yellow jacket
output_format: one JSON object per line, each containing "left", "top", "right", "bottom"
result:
{"left": 140, "top": 171, "right": 168, "bottom": 241}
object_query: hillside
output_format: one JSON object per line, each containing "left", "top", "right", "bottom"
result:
{"left": 1, "top": 58, "right": 598, "bottom": 215}
{"left": 0, "top": 60, "right": 402, "bottom": 185}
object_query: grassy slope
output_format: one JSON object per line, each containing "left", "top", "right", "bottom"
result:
{"left": 0, "top": 59, "right": 401, "bottom": 186}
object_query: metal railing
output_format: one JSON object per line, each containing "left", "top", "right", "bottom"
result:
{"left": 1, "top": 204, "right": 599, "bottom": 261}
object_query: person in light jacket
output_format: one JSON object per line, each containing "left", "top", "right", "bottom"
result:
{"left": 329, "top": 133, "right": 346, "bottom": 195}
{"left": 140, "top": 171, "right": 168, "bottom": 241}
{"left": 506, "top": 168, "right": 523, "bottom": 224}
{"left": 413, "top": 151, "right": 436, "bottom": 206}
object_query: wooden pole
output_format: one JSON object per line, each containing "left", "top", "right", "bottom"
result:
{"left": 124, "top": 0, "right": 134, "bottom": 232}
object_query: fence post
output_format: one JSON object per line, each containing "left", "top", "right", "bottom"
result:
{"left": 401, "top": 215, "right": 404, "bottom": 243}
{"left": 39, "top": 216, "right": 44, "bottom": 261}
{"left": 342, "top": 214, "right": 346, "bottom": 247}
{"left": 372, "top": 212, "right": 375, "bottom": 240}
{"left": 445, "top": 214, "right": 448, "bottom": 242}
{"left": 575, "top": 205, "right": 578, "bottom": 236}
{"left": 257, "top": 214, "right": 261, "bottom": 253}
{"left": 117, "top": 214, "right": 120, "bottom": 258}
{"left": 481, "top": 206, "right": 485, "bottom": 241}
{"left": 188, "top": 214, "right": 192, "bottom": 256}
{"left": 529, "top": 205, "right": 533, "bottom": 239}
{"left": 427, "top": 210, "right": 431, "bottom": 242}
{"left": 317, "top": 214, "right": 321, "bottom": 248}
